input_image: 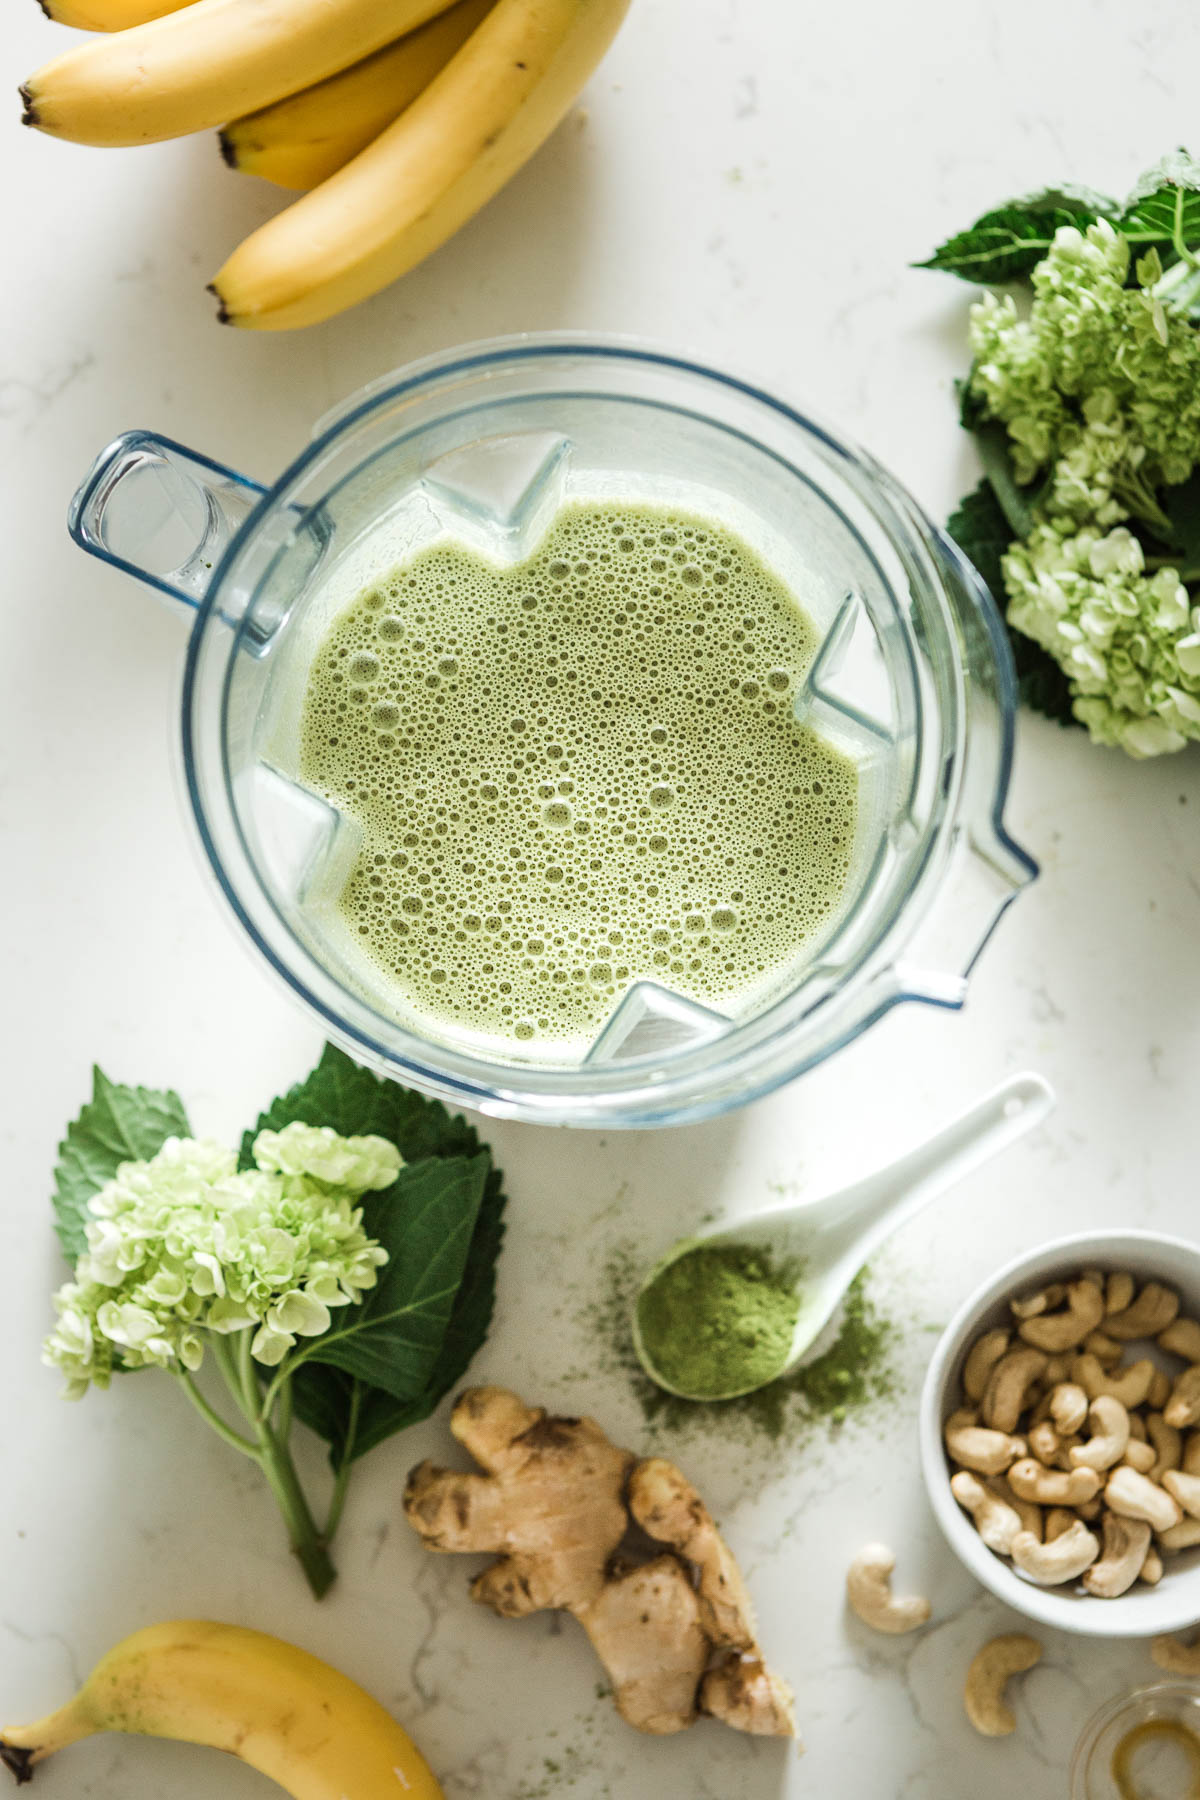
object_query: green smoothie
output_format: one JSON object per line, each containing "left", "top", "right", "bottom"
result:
{"left": 299, "top": 500, "right": 857, "bottom": 1047}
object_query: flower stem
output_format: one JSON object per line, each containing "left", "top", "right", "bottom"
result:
{"left": 174, "top": 1370, "right": 261, "bottom": 1458}
{"left": 323, "top": 1382, "right": 362, "bottom": 1543}
{"left": 255, "top": 1416, "right": 338, "bottom": 1600}
{"left": 197, "top": 1332, "right": 337, "bottom": 1600}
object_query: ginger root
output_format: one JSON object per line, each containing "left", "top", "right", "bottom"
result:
{"left": 403, "top": 1386, "right": 796, "bottom": 1741}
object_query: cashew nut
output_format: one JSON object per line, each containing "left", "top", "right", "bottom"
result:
{"left": 1049, "top": 1382, "right": 1089, "bottom": 1436}
{"left": 983, "top": 1347, "right": 1049, "bottom": 1432}
{"left": 1007, "top": 1457, "right": 1101, "bottom": 1507}
{"left": 1011, "top": 1519, "right": 1099, "bottom": 1586}
{"left": 1141, "top": 1548, "right": 1164, "bottom": 1585}
{"left": 1044, "top": 1506, "right": 1077, "bottom": 1542}
{"left": 963, "top": 1328, "right": 1011, "bottom": 1403}
{"left": 1149, "top": 1367, "right": 1172, "bottom": 1411}
{"left": 1069, "top": 1395, "right": 1130, "bottom": 1472}
{"left": 951, "top": 1471, "right": 1022, "bottom": 1555}
{"left": 1017, "top": 1280, "right": 1105, "bottom": 1355}
{"left": 1083, "top": 1330, "right": 1123, "bottom": 1367}
{"left": 944, "top": 1416, "right": 1025, "bottom": 1476}
{"left": 1162, "top": 1469, "right": 1200, "bottom": 1520}
{"left": 1010, "top": 1284, "right": 1064, "bottom": 1321}
{"left": 1105, "top": 1281, "right": 1179, "bottom": 1343}
{"left": 1146, "top": 1414, "right": 1183, "bottom": 1483}
{"left": 987, "top": 1476, "right": 1041, "bottom": 1540}
{"left": 1160, "top": 1318, "right": 1200, "bottom": 1363}
{"left": 1028, "top": 1419, "right": 1065, "bottom": 1468}
{"left": 1184, "top": 1431, "right": 1200, "bottom": 1476}
{"left": 1152, "top": 1634, "right": 1200, "bottom": 1676}
{"left": 1165, "top": 1366, "right": 1200, "bottom": 1430}
{"left": 1082, "top": 1512, "right": 1152, "bottom": 1598}
{"left": 846, "top": 1543, "right": 930, "bottom": 1635}
{"left": 1043, "top": 1355, "right": 1071, "bottom": 1387}
{"left": 1159, "top": 1516, "right": 1200, "bottom": 1552}
{"left": 1072, "top": 1354, "right": 1157, "bottom": 1409}
{"left": 1077, "top": 1494, "right": 1102, "bottom": 1521}
{"left": 1122, "top": 1439, "right": 1157, "bottom": 1474}
{"left": 963, "top": 1634, "right": 1043, "bottom": 1737}
{"left": 1129, "top": 1410, "right": 1148, "bottom": 1441}
{"left": 1105, "top": 1464, "right": 1183, "bottom": 1533}
{"left": 1106, "top": 1271, "right": 1135, "bottom": 1316}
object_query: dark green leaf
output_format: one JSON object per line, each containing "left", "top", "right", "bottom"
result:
{"left": 1119, "top": 150, "right": 1200, "bottom": 260}
{"left": 972, "top": 422, "right": 1039, "bottom": 540}
{"left": 247, "top": 1045, "right": 507, "bottom": 1469}
{"left": 945, "top": 479, "right": 1012, "bottom": 600}
{"left": 303, "top": 1153, "right": 489, "bottom": 1398}
{"left": 946, "top": 480, "right": 1080, "bottom": 729}
{"left": 916, "top": 185, "right": 1114, "bottom": 284}
{"left": 1154, "top": 467, "right": 1200, "bottom": 574}
{"left": 52, "top": 1068, "right": 190, "bottom": 1263}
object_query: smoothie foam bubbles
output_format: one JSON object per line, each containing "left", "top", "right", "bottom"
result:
{"left": 298, "top": 500, "right": 858, "bottom": 1053}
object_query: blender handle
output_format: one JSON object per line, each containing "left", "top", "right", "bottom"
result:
{"left": 69, "top": 430, "right": 266, "bottom": 619}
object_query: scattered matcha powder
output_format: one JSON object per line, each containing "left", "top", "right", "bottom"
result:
{"left": 635, "top": 1243, "right": 800, "bottom": 1397}
{"left": 582, "top": 1241, "right": 897, "bottom": 1447}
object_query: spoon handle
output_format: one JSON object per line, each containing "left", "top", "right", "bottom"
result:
{"left": 834, "top": 1071, "right": 1055, "bottom": 1268}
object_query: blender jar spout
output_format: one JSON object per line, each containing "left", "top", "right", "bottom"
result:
{"left": 69, "top": 430, "right": 266, "bottom": 618}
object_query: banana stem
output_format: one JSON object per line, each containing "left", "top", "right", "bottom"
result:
{"left": 1, "top": 1698, "right": 96, "bottom": 1782}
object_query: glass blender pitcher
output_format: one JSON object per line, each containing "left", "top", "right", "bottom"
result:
{"left": 69, "top": 334, "right": 1036, "bottom": 1127}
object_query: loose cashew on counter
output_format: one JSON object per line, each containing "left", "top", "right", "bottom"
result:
{"left": 846, "top": 1544, "right": 931, "bottom": 1635}
{"left": 1152, "top": 1633, "right": 1200, "bottom": 1676}
{"left": 963, "top": 1634, "right": 1043, "bottom": 1737}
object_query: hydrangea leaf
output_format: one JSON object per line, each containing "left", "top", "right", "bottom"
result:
{"left": 52, "top": 1068, "right": 190, "bottom": 1264}
{"left": 1119, "top": 151, "right": 1200, "bottom": 260}
{"left": 946, "top": 480, "right": 1080, "bottom": 729}
{"left": 1156, "top": 468, "right": 1200, "bottom": 575}
{"left": 245, "top": 1044, "right": 506, "bottom": 1467}
{"left": 916, "top": 185, "right": 1115, "bottom": 285}
{"left": 298, "top": 1152, "right": 490, "bottom": 1400}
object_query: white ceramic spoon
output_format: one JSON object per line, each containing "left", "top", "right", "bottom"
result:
{"left": 632, "top": 1070, "right": 1055, "bottom": 1401}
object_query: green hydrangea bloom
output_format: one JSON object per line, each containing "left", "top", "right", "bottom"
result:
{"left": 965, "top": 219, "right": 1200, "bottom": 752}
{"left": 44, "top": 1123, "right": 399, "bottom": 1397}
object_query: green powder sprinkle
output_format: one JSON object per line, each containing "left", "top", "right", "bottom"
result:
{"left": 636, "top": 1243, "right": 800, "bottom": 1396}
{"left": 580, "top": 1242, "right": 898, "bottom": 1449}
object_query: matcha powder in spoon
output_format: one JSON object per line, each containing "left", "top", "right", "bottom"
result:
{"left": 637, "top": 1243, "right": 801, "bottom": 1397}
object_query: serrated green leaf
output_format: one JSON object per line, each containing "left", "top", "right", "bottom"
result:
{"left": 52, "top": 1069, "right": 190, "bottom": 1263}
{"left": 946, "top": 479, "right": 1080, "bottom": 729}
{"left": 1118, "top": 150, "right": 1200, "bottom": 263}
{"left": 302, "top": 1154, "right": 489, "bottom": 1398}
{"left": 246, "top": 1044, "right": 506, "bottom": 1469}
{"left": 916, "top": 185, "right": 1114, "bottom": 284}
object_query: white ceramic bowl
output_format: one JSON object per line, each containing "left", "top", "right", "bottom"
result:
{"left": 919, "top": 1230, "right": 1200, "bottom": 1637}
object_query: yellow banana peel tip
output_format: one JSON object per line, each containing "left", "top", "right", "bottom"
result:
{"left": 19, "top": 83, "right": 40, "bottom": 128}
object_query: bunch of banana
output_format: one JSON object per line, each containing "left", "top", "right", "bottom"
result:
{"left": 0, "top": 1619, "right": 444, "bottom": 1797}
{"left": 21, "top": 0, "right": 630, "bottom": 328}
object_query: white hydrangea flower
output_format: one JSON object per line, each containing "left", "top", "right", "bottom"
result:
{"left": 252, "top": 1122, "right": 402, "bottom": 1194}
{"left": 43, "top": 1126, "right": 395, "bottom": 1395}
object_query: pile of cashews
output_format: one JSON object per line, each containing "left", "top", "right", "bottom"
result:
{"left": 945, "top": 1268, "right": 1200, "bottom": 1597}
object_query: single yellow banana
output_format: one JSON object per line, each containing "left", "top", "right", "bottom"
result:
{"left": 212, "top": 0, "right": 631, "bottom": 331}
{"left": 221, "top": 0, "right": 496, "bottom": 192}
{"left": 0, "top": 1620, "right": 443, "bottom": 1799}
{"left": 38, "top": 0, "right": 195, "bottom": 32}
{"left": 20, "top": 0, "right": 463, "bottom": 146}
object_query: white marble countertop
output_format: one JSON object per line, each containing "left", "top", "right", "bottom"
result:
{"left": 4, "top": 0, "right": 1200, "bottom": 1794}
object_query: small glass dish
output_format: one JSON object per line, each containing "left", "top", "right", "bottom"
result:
{"left": 1072, "top": 1682, "right": 1200, "bottom": 1799}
